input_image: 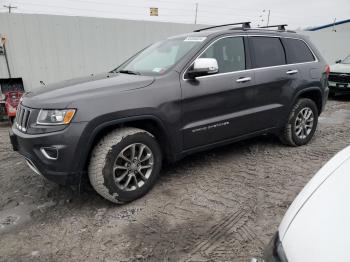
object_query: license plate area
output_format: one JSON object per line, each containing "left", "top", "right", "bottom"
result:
{"left": 336, "top": 83, "right": 349, "bottom": 88}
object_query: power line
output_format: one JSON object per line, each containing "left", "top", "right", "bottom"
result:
{"left": 3, "top": 4, "right": 17, "bottom": 13}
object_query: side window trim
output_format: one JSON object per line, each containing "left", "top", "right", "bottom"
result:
{"left": 247, "top": 35, "right": 318, "bottom": 68}
{"left": 182, "top": 35, "right": 318, "bottom": 81}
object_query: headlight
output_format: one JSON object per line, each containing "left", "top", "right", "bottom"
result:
{"left": 37, "top": 109, "right": 76, "bottom": 125}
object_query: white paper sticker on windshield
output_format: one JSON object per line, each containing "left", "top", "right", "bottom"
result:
{"left": 152, "top": 68, "right": 163, "bottom": 73}
{"left": 184, "top": 36, "right": 206, "bottom": 42}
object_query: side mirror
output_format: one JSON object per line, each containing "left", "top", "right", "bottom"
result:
{"left": 187, "top": 58, "right": 219, "bottom": 79}
{"left": 335, "top": 59, "right": 342, "bottom": 64}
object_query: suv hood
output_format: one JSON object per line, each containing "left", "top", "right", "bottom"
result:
{"left": 22, "top": 72, "right": 155, "bottom": 108}
{"left": 279, "top": 145, "right": 350, "bottom": 241}
{"left": 279, "top": 145, "right": 350, "bottom": 261}
{"left": 330, "top": 63, "right": 350, "bottom": 73}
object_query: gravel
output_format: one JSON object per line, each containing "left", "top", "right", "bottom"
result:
{"left": 0, "top": 98, "right": 350, "bottom": 262}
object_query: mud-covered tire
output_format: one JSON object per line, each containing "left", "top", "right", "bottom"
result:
{"left": 88, "top": 127, "right": 162, "bottom": 204}
{"left": 279, "top": 98, "right": 318, "bottom": 147}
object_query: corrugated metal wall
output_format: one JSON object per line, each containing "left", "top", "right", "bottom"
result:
{"left": 0, "top": 14, "right": 202, "bottom": 91}
{"left": 1, "top": 13, "right": 349, "bottom": 92}
{"left": 301, "top": 23, "right": 350, "bottom": 64}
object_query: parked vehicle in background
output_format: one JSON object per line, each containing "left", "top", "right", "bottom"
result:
{"left": 328, "top": 55, "right": 350, "bottom": 96}
{"left": 253, "top": 145, "right": 350, "bottom": 262}
{"left": 9, "top": 22, "right": 329, "bottom": 203}
{"left": 4, "top": 91, "right": 23, "bottom": 123}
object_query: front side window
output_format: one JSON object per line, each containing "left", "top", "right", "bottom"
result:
{"left": 250, "top": 36, "right": 286, "bottom": 68}
{"left": 199, "top": 37, "right": 246, "bottom": 73}
{"left": 117, "top": 37, "right": 203, "bottom": 75}
{"left": 281, "top": 38, "right": 315, "bottom": 64}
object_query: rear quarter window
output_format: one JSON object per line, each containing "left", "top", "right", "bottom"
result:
{"left": 281, "top": 38, "right": 315, "bottom": 64}
{"left": 249, "top": 36, "right": 286, "bottom": 68}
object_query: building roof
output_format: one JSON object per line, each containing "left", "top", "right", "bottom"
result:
{"left": 307, "top": 19, "right": 350, "bottom": 31}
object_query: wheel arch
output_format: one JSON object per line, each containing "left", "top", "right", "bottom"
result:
{"left": 294, "top": 87, "right": 323, "bottom": 115}
{"left": 76, "top": 115, "right": 176, "bottom": 176}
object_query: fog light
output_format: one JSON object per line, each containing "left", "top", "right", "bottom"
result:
{"left": 40, "top": 147, "right": 58, "bottom": 160}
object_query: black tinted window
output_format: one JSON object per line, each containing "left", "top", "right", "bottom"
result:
{"left": 200, "top": 37, "right": 245, "bottom": 73}
{"left": 250, "top": 37, "right": 286, "bottom": 68}
{"left": 281, "top": 38, "right": 315, "bottom": 64}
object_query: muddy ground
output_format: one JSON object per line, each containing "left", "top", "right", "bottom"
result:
{"left": 1, "top": 98, "right": 350, "bottom": 262}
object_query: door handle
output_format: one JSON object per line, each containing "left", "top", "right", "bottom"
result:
{"left": 286, "top": 69, "right": 298, "bottom": 75}
{"left": 236, "top": 77, "right": 251, "bottom": 83}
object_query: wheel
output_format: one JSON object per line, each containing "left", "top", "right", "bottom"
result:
{"left": 88, "top": 127, "right": 162, "bottom": 204}
{"left": 279, "top": 98, "right": 318, "bottom": 146}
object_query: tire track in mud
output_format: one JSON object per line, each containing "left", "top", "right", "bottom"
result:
{"left": 185, "top": 209, "right": 251, "bottom": 260}
{"left": 1, "top": 100, "right": 350, "bottom": 261}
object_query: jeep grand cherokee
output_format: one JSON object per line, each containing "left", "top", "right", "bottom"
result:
{"left": 9, "top": 22, "right": 329, "bottom": 203}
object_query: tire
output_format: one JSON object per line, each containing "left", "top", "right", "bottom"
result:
{"left": 88, "top": 127, "right": 162, "bottom": 204}
{"left": 279, "top": 98, "right": 318, "bottom": 146}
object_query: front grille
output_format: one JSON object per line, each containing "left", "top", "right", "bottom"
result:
{"left": 15, "top": 104, "right": 32, "bottom": 132}
{"left": 328, "top": 73, "right": 350, "bottom": 83}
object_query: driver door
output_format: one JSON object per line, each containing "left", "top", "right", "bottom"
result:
{"left": 181, "top": 36, "right": 259, "bottom": 149}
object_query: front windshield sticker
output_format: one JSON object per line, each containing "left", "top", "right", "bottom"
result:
{"left": 184, "top": 36, "right": 206, "bottom": 42}
{"left": 152, "top": 68, "right": 163, "bottom": 73}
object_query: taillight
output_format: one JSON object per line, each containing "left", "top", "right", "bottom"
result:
{"left": 325, "top": 64, "right": 330, "bottom": 77}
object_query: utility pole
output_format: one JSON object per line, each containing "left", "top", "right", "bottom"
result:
{"left": 332, "top": 18, "right": 337, "bottom": 32}
{"left": 194, "top": 3, "right": 198, "bottom": 24}
{"left": 3, "top": 4, "right": 17, "bottom": 13}
{"left": 266, "top": 10, "right": 270, "bottom": 26}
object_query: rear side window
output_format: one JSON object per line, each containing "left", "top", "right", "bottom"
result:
{"left": 250, "top": 37, "right": 286, "bottom": 68}
{"left": 281, "top": 38, "right": 315, "bottom": 64}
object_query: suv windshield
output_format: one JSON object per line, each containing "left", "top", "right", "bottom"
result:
{"left": 115, "top": 36, "right": 205, "bottom": 75}
{"left": 342, "top": 55, "right": 350, "bottom": 64}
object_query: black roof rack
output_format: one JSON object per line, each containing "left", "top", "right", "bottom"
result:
{"left": 258, "top": 24, "right": 288, "bottom": 31}
{"left": 193, "top": 22, "right": 251, "bottom": 32}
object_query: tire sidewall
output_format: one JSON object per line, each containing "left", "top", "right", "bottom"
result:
{"left": 290, "top": 99, "right": 318, "bottom": 146}
{"left": 102, "top": 132, "right": 162, "bottom": 203}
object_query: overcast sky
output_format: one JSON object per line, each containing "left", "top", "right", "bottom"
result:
{"left": 0, "top": 0, "right": 349, "bottom": 29}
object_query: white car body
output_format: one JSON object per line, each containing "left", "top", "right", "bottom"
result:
{"left": 278, "top": 145, "right": 350, "bottom": 261}
{"left": 330, "top": 63, "right": 350, "bottom": 74}
{"left": 328, "top": 56, "right": 350, "bottom": 91}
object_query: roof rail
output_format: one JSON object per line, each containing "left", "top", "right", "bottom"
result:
{"left": 258, "top": 24, "right": 288, "bottom": 31}
{"left": 193, "top": 22, "right": 251, "bottom": 32}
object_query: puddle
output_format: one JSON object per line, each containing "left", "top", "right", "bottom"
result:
{"left": 319, "top": 109, "right": 350, "bottom": 125}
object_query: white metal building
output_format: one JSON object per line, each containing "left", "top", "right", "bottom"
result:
{"left": 301, "top": 19, "right": 350, "bottom": 64}
{"left": 0, "top": 13, "right": 202, "bottom": 92}
{"left": 0, "top": 14, "right": 349, "bottom": 92}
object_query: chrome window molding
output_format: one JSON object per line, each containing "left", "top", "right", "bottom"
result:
{"left": 182, "top": 34, "right": 319, "bottom": 81}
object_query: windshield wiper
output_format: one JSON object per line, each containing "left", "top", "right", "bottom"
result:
{"left": 117, "top": 70, "right": 141, "bottom": 75}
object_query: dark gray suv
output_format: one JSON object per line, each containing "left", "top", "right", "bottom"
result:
{"left": 9, "top": 22, "right": 329, "bottom": 203}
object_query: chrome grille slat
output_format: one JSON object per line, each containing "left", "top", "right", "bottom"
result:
{"left": 15, "top": 104, "right": 31, "bottom": 133}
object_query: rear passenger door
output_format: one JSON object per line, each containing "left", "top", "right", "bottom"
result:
{"left": 248, "top": 36, "right": 300, "bottom": 128}
{"left": 281, "top": 37, "right": 319, "bottom": 93}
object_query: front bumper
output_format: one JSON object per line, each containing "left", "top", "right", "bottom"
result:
{"left": 9, "top": 122, "right": 88, "bottom": 185}
{"left": 328, "top": 81, "right": 350, "bottom": 94}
